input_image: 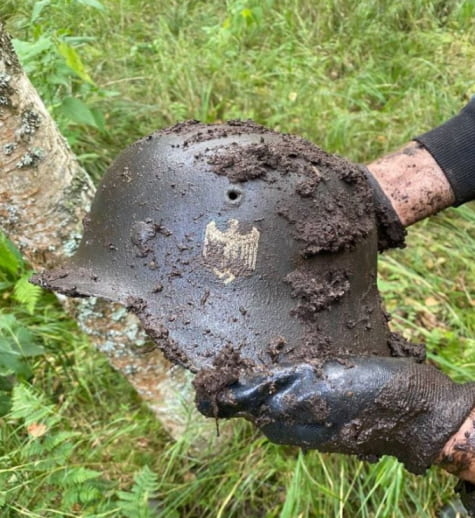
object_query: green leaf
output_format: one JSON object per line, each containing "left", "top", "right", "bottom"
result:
{"left": 117, "top": 466, "right": 159, "bottom": 518}
{"left": 57, "top": 41, "right": 95, "bottom": 84}
{"left": 90, "top": 107, "right": 106, "bottom": 133}
{"left": 0, "top": 315, "right": 47, "bottom": 415}
{"left": 0, "top": 233, "right": 24, "bottom": 277}
{"left": 60, "top": 97, "right": 99, "bottom": 128}
{"left": 10, "top": 383, "right": 58, "bottom": 426}
{"left": 0, "top": 389, "right": 12, "bottom": 416}
{"left": 48, "top": 62, "right": 76, "bottom": 87}
{"left": 31, "top": 0, "right": 51, "bottom": 22}
{"left": 47, "top": 466, "right": 102, "bottom": 488}
{"left": 0, "top": 314, "right": 44, "bottom": 357}
{"left": 0, "top": 352, "right": 31, "bottom": 378}
{"left": 12, "top": 36, "right": 54, "bottom": 64}
{"left": 0, "top": 376, "right": 13, "bottom": 392}
{"left": 77, "top": 0, "right": 106, "bottom": 11}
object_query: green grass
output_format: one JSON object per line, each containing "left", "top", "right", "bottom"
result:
{"left": 1, "top": 0, "right": 474, "bottom": 516}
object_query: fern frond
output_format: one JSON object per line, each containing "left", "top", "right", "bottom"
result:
{"left": 117, "top": 465, "right": 159, "bottom": 518}
{"left": 49, "top": 466, "right": 102, "bottom": 486}
{"left": 13, "top": 273, "right": 42, "bottom": 314}
{"left": 10, "top": 383, "right": 59, "bottom": 427}
{"left": 132, "top": 465, "right": 159, "bottom": 496}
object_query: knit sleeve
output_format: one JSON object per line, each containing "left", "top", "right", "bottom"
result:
{"left": 415, "top": 98, "right": 475, "bottom": 206}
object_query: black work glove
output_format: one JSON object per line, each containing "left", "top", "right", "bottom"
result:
{"left": 195, "top": 357, "right": 475, "bottom": 475}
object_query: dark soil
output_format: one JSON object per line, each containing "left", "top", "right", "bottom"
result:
{"left": 283, "top": 269, "right": 350, "bottom": 323}
{"left": 388, "top": 331, "right": 425, "bottom": 362}
{"left": 130, "top": 220, "right": 158, "bottom": 257}
{"left": 193, "top": 344, "right": 256, "bottom": 417}
{"left": 159, "top": 118, "right": 270, "bottom": 146}
{"left": 364, "top": 171, "right": 406, "bottom": 251}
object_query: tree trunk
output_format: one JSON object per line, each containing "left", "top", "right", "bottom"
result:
{"left": 0, "top": 24, "right": 201, "bottom": 439}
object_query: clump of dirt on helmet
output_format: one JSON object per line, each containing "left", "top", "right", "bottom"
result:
{"left": 193, "top": 344, "right": 256, "bottom": 418}
{"left": 285, "top": 269, "right": 350, "bottom": 320}
{"left": 388, "top": 332, "right": 425, "bottom": 362}
{"left": 159, "top": 118, "right": 270, "bottom": 146}
{"left": 191, "top": 121, "right": 403, "bottom": 254}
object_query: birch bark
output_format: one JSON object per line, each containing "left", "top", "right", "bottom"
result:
{"left": 0, "top": 24, "right": 200, "bottom": 438}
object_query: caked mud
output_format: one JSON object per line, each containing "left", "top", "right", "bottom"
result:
{"left": 32, "top": 120, "right": 420, "bottom": 401}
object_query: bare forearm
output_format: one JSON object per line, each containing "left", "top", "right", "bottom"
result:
{"left": 367, "top": 142, "right": 455, "bottom": 227}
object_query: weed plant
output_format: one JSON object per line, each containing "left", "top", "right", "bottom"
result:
{"left": 0, "top": 0, "right": 474, "bottom": 516}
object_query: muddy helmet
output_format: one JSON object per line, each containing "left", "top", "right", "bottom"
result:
{"left": 33, "top": 120, "right": 412, "bottom": 372}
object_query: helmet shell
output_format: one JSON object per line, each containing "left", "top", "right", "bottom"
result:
{"left": 34, "top": 120, "right": 397, "bottom": 371}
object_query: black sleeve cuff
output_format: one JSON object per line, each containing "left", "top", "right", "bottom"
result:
{"left": 414, "top": 98, "right": 475, "bottom": 206}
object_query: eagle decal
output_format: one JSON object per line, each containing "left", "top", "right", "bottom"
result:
{"left": 203, "top": 219, "right": 260, "bottom": 284}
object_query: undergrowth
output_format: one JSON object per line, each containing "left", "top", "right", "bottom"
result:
{"left": 0, "top": 0, "right": 474, "bottom": 516}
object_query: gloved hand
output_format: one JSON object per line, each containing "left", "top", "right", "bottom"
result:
{"left": 195, "top": 357, "right": 475, "bottom": 475}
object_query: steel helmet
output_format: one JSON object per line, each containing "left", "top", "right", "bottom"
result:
{"left": 33, "top": 120, "right": 419, "bottom": 372}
